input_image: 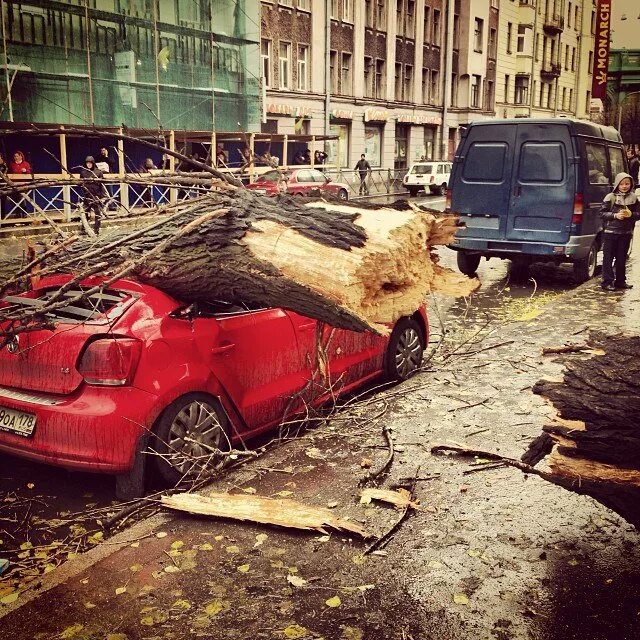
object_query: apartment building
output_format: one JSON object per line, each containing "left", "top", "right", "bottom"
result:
{"left": 261, "top": 0, "right": 499, "bottom": 167}
{"left": 496, "top": 0, "right": 595, "bottom": 120}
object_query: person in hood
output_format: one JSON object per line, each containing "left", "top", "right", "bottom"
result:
{"left": 599, "top": 172, "right": 640, "bottom": 291}
{"left": 79, "top": 156, "right": 105, "bottom": 234}
{"left": 9, "top": 151, "right": 31, "bottom": 174}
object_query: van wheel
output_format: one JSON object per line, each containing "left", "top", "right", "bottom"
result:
{"left": 438, "top": 183, "right": 447, "bottom": 196}
{"left": 509, "top": 259, "right": 529, "bottom": 282}
{"left": 457, "top": 252, "right": 481, "bottom": 276}
{"left": 573, "top": 242, "right": 598, "bottom": 283}
{"left": 408, "top": 187, "right": 418, "bottom": 197}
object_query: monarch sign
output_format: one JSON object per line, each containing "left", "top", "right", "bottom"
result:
{"left": 591, "top": 0, "right": 611, "bottom": 99}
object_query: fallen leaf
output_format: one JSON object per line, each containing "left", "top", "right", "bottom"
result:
{"left": 237, "top": 564, "right": 250, "bottom": 573}
{"left": 84, "top": 602, "right": 97, "bottom": 609}
{"left": 275, "top": 491, "right": 294, "bottom": 498}
{"left": 568, "top": 558, "right": 580, "bottom": 566}
{"left": 242, "top": 487, "right": 257, "bottom": 494}
{"left": 130, "top": 542, "right": 140, "bottom": 548}
{"left": 325, "top": 595, "right": 342, "bottom": 608}
{"left": 171, "top": 541, "right": 184, "bottom": 551}
{"left": 254, "top": 533, "right": 268, "bottom": 547}
{"left": 26, "top": 483, "right": 35, "bottom": 490}
{"left": 428, "top": 560, "right": 443, "bottom": 569}
{"left": 287, "top": 575, "right": 308, "bottom": 588}
{"left": 326, "top": 501, "right": 339, "bottom": 508}
{"left": 341, "top": 627, "right": 364, "bottom": 640}
{"left": 204, "top": 599, "right": 230, "bottom": 616}
{"left": 199, "top": 543, "right": 214, "bottom": 551}
{"left": 317, "top": 535, "right": 331, "bottom": 543}
{"left": 0, "top": 591, "right": 19, "bottom": 605}
{"left": 19, "top": 542, "right": 33, "bottom": 551}
{"left": 105, "top": 635, "right": 129, "bottom": 640}
{"left": 453, "top": 593, "right": 469, "bottom": 605}
{"left": 155, "top": 532, "right": 168, "bottom": 539}
{"left": 130, "top": 564, "right": 143, "bottom": 573}
{"left": 283, "top": 624, "right": 308, "bottom": 639}
{"left": 140, "top": 610, "right": 168, "bottom": 626}
{"left": 288, "top": 567, "right": 299, "bottom": 574}
{"left": 87, "top": 531, "right": 104, "bottom": 545}
{"left": 172, "top": 599, "right": 191, "bottom": 610}
{"left": 115, "top": 586, "right": 127, "bottom": 595}
{"left": 225, "top": 545, "right": 240, "bottom": 554}
{"left": 351, "top": 555, "right": 366, "bottom": 565}
{"left": 164, "top": 565, "right": 180, "bottom": 573}
{"left": 305, "top": 447, "right": 325, "bottom": 460}
{"left": 467, "top": 549, "right": 481, "bottom": 558}
{"left": 360, "top": 458, "right": 373, "bottom": 468}
{"left": 59, "top": 624, "right": 85, "bottom": 638}
{"left": 43, "top": 563, "right": 56, "bottom": 574}
{"left": 341, "top": 584, "right": 375, "bottom": 593}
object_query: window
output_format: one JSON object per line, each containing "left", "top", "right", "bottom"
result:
{"left": 395, "top": 62, "right": 402, "bottom": 100}
{"left": 486, "top": 80, "right": 494, "bottom": 109}
{"left": 519, "top": 143, "right": 565, "bottom": 183}
{"left": 542, "top": 36, "right": 547, "bottom": 65}
{"left": 406, "top": 0, "right": 415, "bottom": 38}
{"left": 309, "top": 169, "right": 328, "bottom": 182}
{"left": 280, "top": 0, "right": 293, "bottom": 6}
{"left": 365, "top": 57, "right": 374, "bottom": 97}
{"left": 377, "top": 0, "right": 386, "bottom": 29}
{"left": 365, "top": 0, "right": 374, "bottom": 27}
{"left": 562, "top": 86, "right": 567, "bottom": 110}
{"left": 489, "top": 28, "right": 497, "bottom": 59}
{"left": 432, "top": 9, "right": 441, "bottom": 45}
{"left": 463, "top": 143, "right": 506, "bottom": 182}
{"left": 331, "top": 0, "right": 338, "bottom": 18}
{"left": 279, "top": 42, "right": 291, "bottom": 89}
{"left": 585, "top": 143, "right": 610, "bottom": 184}
{"left": 453, "top": 15, "right": 460, "bottom": 49}
{"left": 330, "top": 50, "right": 338, "bottom": 93}
{"left": 404, "top": 64, "right": 413, "bottom": 101}
{"left": 571, "top": 47, "right": 576, "bottom": 71}
{"left": 343, "top": 0, "right": 353, "bottom": 22}
{"left": 396, "top": 0, "right": 403, "bottom": 33}
{"left": 546, "top": 82, "right": 552, "bottom": 109}
{"left": 567, "top": 2, "right": 572, "bottom": 28}
{"left": 422, "top": 68, "right": 430, "bottom": 103}
{"left": 585, "top": 89, "right": 591, "bottom": 112}
{"left": 341, "top": 52, "right": 353, "bottom": 94}
{"left": 588, "top": 50, "right": 593, "bottom": 72}
{"left": 574, "top": 5, "right": 579, "bottom": 30}
{"left": 261, "top": 39, "right": 272, "bottom": 88}
{"left": 474, "top": 18, "right": 484, "bottom": 52}
{"left": 424, "top": 6, "right": 430, "bottom": 44}
{"left": 297, "top": 45, "right": 309, "bottom": 91}
{"left": 569, "top": 88, "right": 573, "bottom": 109}
{"left": 430, "top": 70, "right": 439, "bottom": 103}
{"left": 504, "top": 74, "right": 510, "bottom": 103}
{"left": 451, "top": 73, "right": 458, "bottom": 106}
{"left": 564, "top": 44, "right": 569, "bottom": 69}
{"left": 375, "top": 59, "right": 386, "bottom": 99}
{"left": 550, "top": 39, "right": 556, "bottom": 65}
{"left": 507, "top": 22, "right": 513, "bottom": 54}
{"left": 591, "top": 9, "right": 595, "bottom": 34}
{"left": 609, "top": 146, "right": 625, "bottom": 178}
{"left": 517, "top": 25, "right": 526, "bottom": 53}
{"left": 471, "top": 75, "right": 481, "bottom": 107}
{"left": 514, "top": 75, "right": 529, "bottom": 104}
{"left": 297, "top": 0, "right": 311, "bottom": 9}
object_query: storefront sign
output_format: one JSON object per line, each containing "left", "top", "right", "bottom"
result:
{"left": 396, "top": 114, "right": 443, "bottom": 126}
{"left": 266, "top": 104, "right": 312, "bottom": 117}
{"left": 591, "top": 0, "right": 611, "bottom": 100}
{"left": 364, "top": 109, "right": 389, "bottom": 122}
{"left": 330, "top": 109, "right": 354, "bottom": 120}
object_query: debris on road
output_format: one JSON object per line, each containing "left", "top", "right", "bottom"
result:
{"left": 359, "top": 488, "right": 419, "bottom": 510}
{"left": 161, "top": 491, "right": 370, "bottom": 538}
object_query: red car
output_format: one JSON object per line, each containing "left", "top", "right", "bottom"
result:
{"left": 246, "top": 168, "right": 350, "bottom": 201}
{"left": 0, "top": 277, "right": 427, "bottom": 498}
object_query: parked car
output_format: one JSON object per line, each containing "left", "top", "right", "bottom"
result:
{"left": 0, "top": 277, "right": 428, "bottom": 498}
{"left": 403, "top": 161, "right": 452, "bottom": 197}
{"left": 246, "top": 168, "right": 350, "bottom": 201}
{"left": 449, "top": 118, "right": 627, "bottom": 283}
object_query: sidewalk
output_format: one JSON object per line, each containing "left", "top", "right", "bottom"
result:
{"left": 2, "top": 250, "right": 640, "bottom": 640}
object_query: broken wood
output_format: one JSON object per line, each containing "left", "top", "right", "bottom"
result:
{"left": 360, "top": 488, "right": 420, "bottom": 509}
{"left": 542, "top": 343, "right": 604, "bottom": 356}
{"left": 160, "top": 491, "right": 369, "bottom": 537}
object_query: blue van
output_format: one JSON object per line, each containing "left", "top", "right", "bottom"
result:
{"left": 448, "top": 118, "right": 627, "bottom": 282}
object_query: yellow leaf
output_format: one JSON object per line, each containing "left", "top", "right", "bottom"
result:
{"left": 164, "top": 565, "right": 180, "bottom": 573}
{"left": 84, "top": 602, "right": 97, "bottom": 609}
{"left": 288, "top": 567, "right": 299, "bottom": 574}
{"left": 155, "top": 532, "right": 168, "bottom": 539}
{"left": 453, "top": 593, "right": 469, "bottom": 605}
{"left": 254, "top": 533, "right": 268, "bottom": 547}
{"left": 467, "top": 549, "right": 481, "bottom": 557}
{"left": 214, "top": 535, "right": 224, "bottom": 541}
{"left": 140, "top": 610, "right": 168, "bottom": 626}
{"left": 0, "top": 591, "right": 19, "bottom": 605}
{"left": 225, "top": 545, "right": 240, "bottom": 554}
{"left": 242, "top": 487, "right": 257, "bottom": 494}
{"left": 17, "top": 551, "right": 29, "bottom": 560}
{"left": 275, "top": 490, "right": 294, "bottom": 498}
{"left": 171, "top": 541, "right": 184, "bottom": 551}
{"left": 20, "top": 542, "right": 33, "bottom": 551}
{"left": 27, "top": 483, "right": 35, "bottom": 489}
{"left": 59, "top": 624, "right": 85, "bottom": 638}
{"left": 87, "top": 531, "right": 104, "bottom": 545}
{"left": 317, "top": 535, "right": 331, "bottom": 543}
{"left": 351, "top": 555, "right": 365, "bottom": 565}
{"left": 237, "top": 564, "right": 250, "bottom": 573}
{"left": 106, "top": 635, "right": 129, "bottom": 640}
{"left": 204, "top": 599, "right": 230, "bottom": 616}
{"left": 199, "top": 543, "right": 214, "bottom": 551}
{"left": 43, "top": 563, "right": 56, "bottom": 574}
{"left": 130, "top": 542, "right": 140, "bottom": 548}
{"left": 568, "top": 558, "right": 580, "bottom": 566}
{"left": 172, "top": 599, "right": 191, "bottom": 610}
{"left": 341, "top": 584, "right": 375, "bottom": 593}
{"left": 283, "top": 624, "right": 308, "bottom": 639}
{"left": 325, "top": 595, "right": 342, "bottom": 608}
{"left": 115, "top": 586, "right": 127, "bottom": 595}
{"left": 427, "top": 560, "right": 443, "bottom": 569}
{"left": 130, "top": 564, "right": 143, "bottom": 572}
{"left": 287, "top": 575, "right": 307, "bottom": 588}
{"left": 341, "top": 627, "right": 364, "bottom": 640}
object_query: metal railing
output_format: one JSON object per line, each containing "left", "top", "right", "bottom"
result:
{"left": 323, "top": 168, "right": 408, "bottom": 199}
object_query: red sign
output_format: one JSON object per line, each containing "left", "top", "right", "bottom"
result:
{"left": 591, "top": 0, "right": 611, "bottom": 99}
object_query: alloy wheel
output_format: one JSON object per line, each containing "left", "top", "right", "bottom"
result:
{"left": 394, "top": 327, "right": 423, "bottom": 378}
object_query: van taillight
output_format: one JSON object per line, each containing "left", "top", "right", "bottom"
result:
{"left": 571, "top": 193, "right": 584, "bottom": 224}
{"left": 445, "top": 189, "right": 452, "bottom": 209}
{"left": 78, "top": 338, "right": 141, "bottom": 386}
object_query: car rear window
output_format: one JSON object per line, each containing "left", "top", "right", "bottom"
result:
{"left": 462, "top": 143, "right": 507, "bottom": 182}
{"left": 2, "top": 288, "right": 134, "bottom": 323}
{"left": 518, "top": 142, "right": 565, "bottom": 183}
{"left": 259, "top": 170, "right": 284, "bottom": 183}
{"left": 411, "top": 164, "right": 433, "bottom": 174}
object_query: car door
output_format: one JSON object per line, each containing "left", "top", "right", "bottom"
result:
{"left": 194, "top": 309, "right": 308, "bottom": 430}
{"left": 288, "top": 170, "right": 315, "bottom": 196}
{"left": 506, "top": 123, "right": 575, "bottom": 244}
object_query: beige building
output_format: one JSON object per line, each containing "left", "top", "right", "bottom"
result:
{"left": 496, "top": 0, "right": 596, "bottom": 119}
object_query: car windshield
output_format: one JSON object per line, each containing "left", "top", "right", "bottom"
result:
{"left": 259, "top": 170, "right": 286, "bottom": 183}
{"left": 411, "top": 164, "right": 433, "bottom": 174}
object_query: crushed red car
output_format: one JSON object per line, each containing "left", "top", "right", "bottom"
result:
{"left": 245, "top": 168, "right": 350, "bottom": 201}
{"left": 0, "top": 276, "right": 428, "bottom": 498}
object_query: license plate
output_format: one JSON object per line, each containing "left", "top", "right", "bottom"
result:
{"left": 0, "top": 406, "right": 36, "bottom": 437}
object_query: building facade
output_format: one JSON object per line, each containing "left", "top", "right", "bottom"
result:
{"left": 0, "top": 0, "right": 260, "bottom": 132}
{"left": 495, "top": 0, "right": 596, "bottom": 120}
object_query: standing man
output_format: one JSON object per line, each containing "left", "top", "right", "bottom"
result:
{"left": 354, "top": 154, "right": 371, "bottom": 196}
{"left": 80, "top": 156, "right": 105, "bottom": 234}
{"left": 627, "top": 147, "right": 639, "bottom": 184}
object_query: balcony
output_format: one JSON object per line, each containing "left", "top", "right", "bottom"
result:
{"left": 543, "top": 14, "right": 564, "bottom": 34}
{"left": 540, "top": 62, "right": 561, "bottom": 79}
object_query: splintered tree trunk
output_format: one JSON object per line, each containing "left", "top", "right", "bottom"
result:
{"left": 527, "top": 333, "right": 640, "bottom": 527}
{"left": 0, "top": 190, "right": 476, "bottom": 334}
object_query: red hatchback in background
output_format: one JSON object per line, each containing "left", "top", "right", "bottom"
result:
{"left": 0, "top": 277, "right": 427, "bottom": 498}
{"left": 246, "top": 168, "right": 350, "bottom": 201}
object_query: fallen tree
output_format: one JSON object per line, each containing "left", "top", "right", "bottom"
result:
{"left": 0, "top": 188, "right": 478, "bottom": 337}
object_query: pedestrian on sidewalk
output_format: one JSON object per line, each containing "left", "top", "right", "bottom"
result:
{"left": 627, "top": 147, "right": 639, "bottom": 184}
{"left": 600, "top": 171, "right": 640, "bottom": 291}
{"left": 354, "top": 154, "right": 371, "bottom": 196}
{"left": 80, "top": 156, "right": 105, "bottom": 234}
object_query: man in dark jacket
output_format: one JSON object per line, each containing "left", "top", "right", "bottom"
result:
{"left": 627, "top": 148, "right": 639, "bottom": 184}
{"left": 600, "top": 171, "right": 640, "bottom": 290}
{"left": 80, "top": 156, "right": 105, "bottom": 234}
{"left": 354, "top": 154, "right": 371, "bottom": 195}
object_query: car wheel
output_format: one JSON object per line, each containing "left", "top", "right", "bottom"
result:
{"left": 456, "top": 251, "right": 481, "bottom": 276}
{"left": 338, "top": 188, "right": 349, "bottom": 201}
{"left": 384, "top": 318, "right": 425, "bottom": 381}
{"left": 438, "top": 182, "right": 447, "bottom": 196}
{"left": 151, "top": 393, "right": 232, "bottom": 486}
{"left": 408, "top": 187, "right": 418, "bottom": 197}
{"left": 573, "top": 241, "right": 598, "bottom": 283}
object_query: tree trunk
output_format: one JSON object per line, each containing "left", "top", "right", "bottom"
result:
{"left": 527, "top": 333, "right": 640, "bottom": 527}
{"left": 0, "top": 191, "right": 476, "bottom": 334}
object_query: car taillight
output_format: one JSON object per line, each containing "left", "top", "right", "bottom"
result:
{"left": 571, "top": 193, "right": 584, "bottom": 224}
{"left": 445, "top": 189, "right": 452, "bottom": 209}
{"left": 430, "top": 175, "right": 434, "bottom": 183}
{"left": 78, "top": 338, "right": 141, "bottom": 386}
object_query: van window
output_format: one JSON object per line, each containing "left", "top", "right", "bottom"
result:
{"left": 519, "top": 143, "right": 564, "bottom": 183}
{"left": 608, "top": 146, "right": 626, "bottom": 179}
{"left": 585, "top": 143, "right": 611, "bottom": 184}
{"left": 462, "top": 143, "right": 506, "bottom": 182}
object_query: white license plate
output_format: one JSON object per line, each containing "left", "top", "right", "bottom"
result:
{"left": 0, "top": 406, "right": 36, "bottom": 437}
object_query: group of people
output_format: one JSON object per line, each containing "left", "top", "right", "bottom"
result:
{"left": 0, "top": 151, "right": 32, "bottom": 176}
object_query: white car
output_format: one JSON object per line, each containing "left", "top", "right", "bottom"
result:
{"left": 403, "top": 161, "right": 452, "bottom": 196}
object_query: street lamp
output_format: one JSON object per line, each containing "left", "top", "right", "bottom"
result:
{"left": 617, "top": 90, "right": 640, "bottom": 132}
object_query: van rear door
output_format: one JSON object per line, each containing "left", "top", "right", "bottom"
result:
{"left": 506, "top": 124, "right": 575, "bottom": 244}
{"left": 451, "top": 124, "right": 517, "bottom": 241}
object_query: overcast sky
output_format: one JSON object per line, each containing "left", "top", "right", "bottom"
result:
{"left": 611, "top": 0, "right": 638, "bottom": 50}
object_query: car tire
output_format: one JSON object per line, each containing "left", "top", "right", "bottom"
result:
{"left": 408, "top": 187, "right": 418, "bottom": 197}
{"left": 573, "top": 241, "right": 598, "bottom": 284}
{"left": 438, "top": 182, "right": 447, "bottom": 196}
{"left": 457, "top": 252, "right": 481, "bottom": 276}
{"left": 338, "top": 188, "right": 349, "bottom": 201}
{"left": 384, "top": 317, "right": 425, "bottom": 381}
{"left": 151, "top": 393, "right": 232, "bottom": 487}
